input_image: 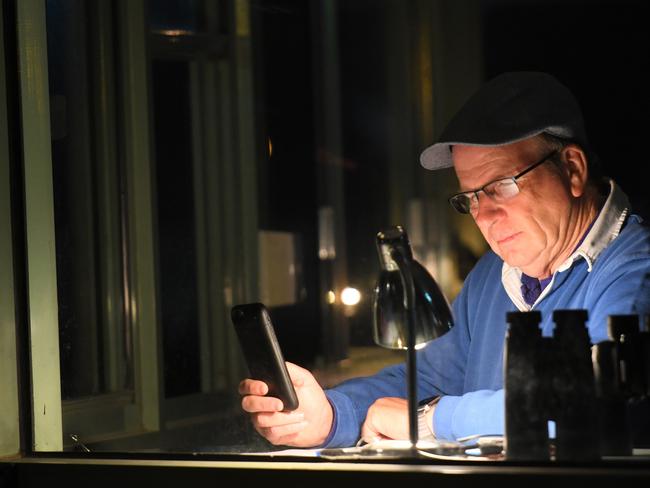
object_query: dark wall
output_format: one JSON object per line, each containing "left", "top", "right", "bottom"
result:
{"left": 251, "top": 1, "right": 321, "bottom": 365}
{"left": 482, "top": 0, "right": 650, "bottom": 218}
{"left": 248, "top": 0, "right": 650, "bottom": 358}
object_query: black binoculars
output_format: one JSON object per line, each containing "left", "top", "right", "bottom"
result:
{"left": 504, "top": 310, "right": 650, "bottom": 461}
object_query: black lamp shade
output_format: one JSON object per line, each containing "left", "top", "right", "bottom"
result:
{"left": 372, "top": 226, "right": 453, "bottom": 349}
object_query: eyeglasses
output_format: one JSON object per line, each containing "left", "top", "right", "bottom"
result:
{"left": 448, "top": 150, "right": 558, "bottom": 215}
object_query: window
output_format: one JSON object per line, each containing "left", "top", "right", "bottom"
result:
{"left": 17, "top": 0, "right": 466, "bottom": 454}
{"left": 47, "top": 0, "right": 131, "bottom": 402}
{"left": 3, "top": 0, "right": 649, "bottom": 467}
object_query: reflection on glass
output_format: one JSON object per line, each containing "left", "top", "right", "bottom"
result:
{"left": 46, "top": 0, "right": 131, "bottom": 400}
{"left": 151, "top": 59, "right": 202, "bottom": 398}
{"left": 148, "top": 0, "right": 206, "bottom": 33}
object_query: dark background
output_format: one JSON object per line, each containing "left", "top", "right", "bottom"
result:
{"left": 252, "top": 0, "right": 650, "bottom": 363}
{"left": 482, "top": 0, "right": 650, "bottom": 218}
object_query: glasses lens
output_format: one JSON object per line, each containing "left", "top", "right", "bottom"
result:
{"left": 486, "top": 179, "right": 519, "bottom": 200}
{"left": 449, "top": 194, "right": 472, "bottom": 214}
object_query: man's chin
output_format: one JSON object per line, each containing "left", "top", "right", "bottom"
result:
{"left": 500, "top": 251, "right": 534, "bottom": 271}
{"left": 492, "top": 242, "right": 538, "bottom": 270}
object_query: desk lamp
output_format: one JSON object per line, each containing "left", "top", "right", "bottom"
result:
{"left": 372, "top": 225, "right": 454, "bottom": 450}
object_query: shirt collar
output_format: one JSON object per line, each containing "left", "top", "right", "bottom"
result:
{"left": 502, "top": 179, "right": 630, "bottom": 310}
{"left": 557, "top": 179, "right": 629, "bottom": 272}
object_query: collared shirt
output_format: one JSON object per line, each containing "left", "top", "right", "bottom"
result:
{"left": 503, "top": 179, "right": 629, "bottom": 311}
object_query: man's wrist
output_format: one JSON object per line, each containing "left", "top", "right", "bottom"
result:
{"left": 417, "top": 396, "right": 441, "bottom": 441}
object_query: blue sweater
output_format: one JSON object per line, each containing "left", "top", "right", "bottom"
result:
{"left": 324, "top": 194, "right": 650, "bottom": 446}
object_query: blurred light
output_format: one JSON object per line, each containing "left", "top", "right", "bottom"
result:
{"left": 155, "top": 29, "right": 193, "bottom": 37}
{"left": 341, "top": 287, "right": 361, "bottom": 306}
{"left": 318, "top": 207, "right": 336, "bottom": 260}
{"left": 267, "top": 136, "right": 273, "bottom": 158}
{"left": 326, "top": 290, "right": 336, "bottom": 304}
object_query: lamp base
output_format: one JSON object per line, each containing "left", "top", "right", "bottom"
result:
{"left": 319, "top": 439, "right": 468, "bottom": 460}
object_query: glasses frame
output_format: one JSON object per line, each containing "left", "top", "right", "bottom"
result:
{"left": 448, "top": 149, "right": 559, "bottom": 215}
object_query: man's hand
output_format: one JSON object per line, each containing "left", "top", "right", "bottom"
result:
{"left": 360, "top": 397, "right": 409, "bottom": 443}
{"left": 239, "top": 362, "right": 333, "bottom": 447}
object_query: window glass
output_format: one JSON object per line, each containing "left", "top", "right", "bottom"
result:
{"left": 149, "top": 0, "right": 207, "bottom": 33}
{"left": 151, "top": 59, "right": 202, "bottom": 398}
{"left": 32, "top": 0, "right": 650, "bottom": 457}
{"left": 46, "top": 0, "right": 131, "bottom": 401}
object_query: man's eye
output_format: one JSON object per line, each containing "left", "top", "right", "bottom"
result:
{"left": 490, "top": 180, "right": 512, "bottom": 194}
{"left": 483, "top": 183, "right": 498, "bottom": 196}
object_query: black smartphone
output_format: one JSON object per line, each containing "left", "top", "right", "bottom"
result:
{"left": 231, "top": 302, "right": 299, "bottom": 411}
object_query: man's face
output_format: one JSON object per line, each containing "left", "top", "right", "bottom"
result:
{"left": 452, "top": 138, "right": 575, "bottom": 278}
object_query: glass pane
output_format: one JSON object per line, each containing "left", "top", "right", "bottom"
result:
{"left": 254, "top": 0, "right": 323, "bottom": 367}
{"left": 151, "top": 59, "right": 202, "bottom": 398}
{"left": 149, "top": 0, "right": 206, "bottom": 33}
{"left": 46, "top": 0, "right": 131, "bottom": 400}
{"left": 28, "top": 0, "right": 650, "bottom": 461}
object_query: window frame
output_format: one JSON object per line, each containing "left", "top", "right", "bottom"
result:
{"left": 2, "top": 0, "right": 260, "bottom": 454}
{"left": 147, "top": 4, "right": 257, "bottom": 425}
{"left": 0, "top": 0, "right": 21, "bottom": 460}
{"left": 9, "top": 0, "right": 163, "bottom": 452}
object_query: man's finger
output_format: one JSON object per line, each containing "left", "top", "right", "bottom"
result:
{"left": 254, "top": 411, "right": 305, "bottom": 429}
{"left": 360, "top": 423, "right": 380, "bottom": 444}
{"left": 257, "top": 420, "right": 309, "bottom": 442}
{"left": 285, "top": 362, "right": 307, "bottom": 387}
{"left": 238, "top": 379, "right": 268, "bottom": 396}
{"left": 241, "top": 394, "right": 283, "bottom": 413}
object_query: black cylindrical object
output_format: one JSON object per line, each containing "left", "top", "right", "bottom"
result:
{"left": 592, "top": 340, "right": 632, "bottom": 456}
{"left": 642, "top": 316, "right": 650, "bottom": 397}
{"left": 552, "top": 309, "right": 600, "bottom": 461}
{"left": 608, "top": 315, "right": 645, "bottom": 398}
{"left": 609, "top": 315, "right": 650, "bottom": 449}
{"left": 504, "top": 310, "right": 549, "bottom": 460}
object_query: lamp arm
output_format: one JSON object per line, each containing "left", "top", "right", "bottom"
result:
{"left": 390, "top": 249, "right": 419, "bottom": 447}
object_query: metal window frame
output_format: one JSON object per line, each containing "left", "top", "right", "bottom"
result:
{"left": 3, "top": 0, "right": 259, "bottom": 454}
{"left": 10, "top": 0, "right": 163, "bottom": 452}
{"left": 0, "top": 0, "right": 21, "bottom": 460}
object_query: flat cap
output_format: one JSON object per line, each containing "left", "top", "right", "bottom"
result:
{"left": 420, "top": 71, "right": 588, "bottom": 170}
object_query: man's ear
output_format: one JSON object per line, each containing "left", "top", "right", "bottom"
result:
{"left": 562, "top": 145, "right": 589, "bottom": 197}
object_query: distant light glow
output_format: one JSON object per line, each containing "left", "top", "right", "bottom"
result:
{"left": 326, "top": 290, "right": 336, "bottom": 304}
{"left": 155, "top": 29, "right": 194, "bottom": 37}
{"left": 341, "top": 287, "right": 361, "bottom": 306}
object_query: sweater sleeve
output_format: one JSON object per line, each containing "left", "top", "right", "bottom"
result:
{"left": 433, "top": 389, "right": 504, "bottom": 440}
{"left": 322, "top": 277, "right": 475, "bottom": 447}
{"left": 424, "top": 263, "right": 507, "bottom": 441}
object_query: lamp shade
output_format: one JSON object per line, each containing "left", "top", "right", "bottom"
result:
{"left": 372, "top": 225, "right": 454, "bottom": 349}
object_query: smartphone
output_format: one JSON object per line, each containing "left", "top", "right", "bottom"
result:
{"left": 231, "top": 302, "right": 299, "bottom": 411}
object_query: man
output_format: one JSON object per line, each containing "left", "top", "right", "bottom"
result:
{"left": 239, "top": 72, "right": 650, "bottom": 447}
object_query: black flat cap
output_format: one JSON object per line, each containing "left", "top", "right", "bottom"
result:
{"left": 420, "top": 71, "right": 588, "bottom": 170}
